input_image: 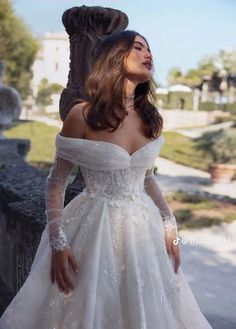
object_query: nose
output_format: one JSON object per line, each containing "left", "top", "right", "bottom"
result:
{"left": 145, "top": 50, "right": 152, "bottom": 61}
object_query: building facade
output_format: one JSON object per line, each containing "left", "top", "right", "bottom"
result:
{"left": 31, "top": 32, "right": 69, "bottom": 99}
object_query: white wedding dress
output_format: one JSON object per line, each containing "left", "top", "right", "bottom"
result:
{"left": 0, "top": 133, "right": 213, "bottom": 329}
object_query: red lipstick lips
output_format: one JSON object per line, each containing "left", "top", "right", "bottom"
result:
{"left": 143, "top": 61, "right": 152, "bottom": 70}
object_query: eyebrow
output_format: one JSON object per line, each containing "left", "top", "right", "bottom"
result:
{"left": 134, "top": 41, "right": 151, "bottom": 53}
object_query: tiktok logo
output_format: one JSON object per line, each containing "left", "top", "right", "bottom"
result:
{"left": 173, "top": 236, "right": 180, "bottom": 245}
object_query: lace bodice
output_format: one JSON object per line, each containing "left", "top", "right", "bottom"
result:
{"left": 44, "top": 133, "right": 178, "bottom": 252}
{"left": 81, "top": 167, "right": 146, "bottom": 200}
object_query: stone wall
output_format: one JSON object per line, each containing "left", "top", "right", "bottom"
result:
{"left": 0, "top": 138, "right": 84, "bottom": 315}
{"left": 160, "top": 109, "right": 231, "bottom": 130}
{"left": 0, "top": 138, "right": 44, "bottom": 314}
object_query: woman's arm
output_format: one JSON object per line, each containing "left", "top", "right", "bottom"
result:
{"left": 45, "top": 101, "right": 88, "bottom": 253}
{"left": 144, "top": 166, "right": 178, "bottom": 236}
{"left": 144, "top": 166, "right": 180, "bottom": 273}
{"left": 44, "top": 156, "right": 74, "bottom": 253}
{"left": 46, "top": 103, "right": 87, "bottom": 293}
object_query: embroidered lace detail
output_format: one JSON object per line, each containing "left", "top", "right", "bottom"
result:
{"left": 80, "top": 166, "right": 145, "bottom": 199}
{"left": 163, "top": 216, "right": 178, "bottom": 234}
{"left": 49, "top": 226, "right": 69, "bottom": 252}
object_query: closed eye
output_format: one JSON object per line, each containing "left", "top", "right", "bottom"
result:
{"left": 133, "top": 41, "right": 151, "bottom": 54}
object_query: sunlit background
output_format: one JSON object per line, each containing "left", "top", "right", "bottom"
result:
{"left": 12, "top": 0, "right": 236, "bottom": 85}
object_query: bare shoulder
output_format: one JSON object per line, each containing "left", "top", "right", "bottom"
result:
{"left": 60, "top": 102, "right": 89, "bottom": 139}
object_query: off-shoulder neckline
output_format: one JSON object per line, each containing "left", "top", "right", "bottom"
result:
{"left": 57, "top": 133, "right": 164, "bottom": 158}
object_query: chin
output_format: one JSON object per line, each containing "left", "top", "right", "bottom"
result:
{"left": 137, "top": 74, "right": 152, "bottom": 84}
{"left": 126, "top": 71, "right": 152, "bottom": 84}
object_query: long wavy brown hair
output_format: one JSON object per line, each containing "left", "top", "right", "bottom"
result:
{"left": 80, "top": 30, "right": 163, "bottom": 139}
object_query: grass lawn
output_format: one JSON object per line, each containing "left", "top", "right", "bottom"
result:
{"left": 4, "top": 120, "right": 60, "bottom": 165}
{"left": 161, "top": 131, "right": 212, "bottom": 171}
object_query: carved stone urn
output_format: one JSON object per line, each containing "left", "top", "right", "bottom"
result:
{"left": 59, "top": 5, "right": 128, "bottom": 121}
{"left": 0, "top": 61, "right": 22, "bottom": 138}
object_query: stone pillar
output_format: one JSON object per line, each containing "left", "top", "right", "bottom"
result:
{"left": 59, "top": 5, "right": 128, "bottom": 121}
{"left": 201, "top": 81, "right": 209, "bottom": 102}
{"left": 193, "top": 88, "right": 201, "bottom": 111}
{"left": 228, "top": 82, "right": 235, "bottom": 104}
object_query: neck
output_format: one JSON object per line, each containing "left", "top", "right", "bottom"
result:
{"left": 123, "top": 79, "right": 138, "bottom": 115}
{"left": 124, "top": 79, "right": 137, "bottom": 99}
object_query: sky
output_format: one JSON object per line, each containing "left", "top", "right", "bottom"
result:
{"left": 11, "top": 0, "right": 236, "bottom": 85}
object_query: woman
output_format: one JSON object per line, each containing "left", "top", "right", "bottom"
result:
{"left": 0, "top": 30, "right": 212, "bottom": 329}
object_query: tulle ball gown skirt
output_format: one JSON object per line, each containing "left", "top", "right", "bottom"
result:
{"left": 0, "top": 190, "right": 213, "bottom": 329}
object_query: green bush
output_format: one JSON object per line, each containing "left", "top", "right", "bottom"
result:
{"left": 171, "top": 191, "right": 214, "bottom": 209}
{"left": 174, "top": 209, "right": 192, "bottom": 222}
{"left": 172, "top": 191, "right": 204, "bottom": 203}
{"left": 188, "top": 201, "right": 214, "bottom": 210}
{"left": 179, "top": 216, "right": 222, "bottom": 230}
{"left": 199, "top": 102, "right": 216, "bottom": 111}
{"left": 199, "top": 102, "right": 236, "bottom": 112}
{"left": 224, "top": 103, "right": 236, "bottom": 113}
{"left": 161, "top": 132, "right": 211, "bottom": 171}
{"left": 194, "top": 129, "right": 236, "bottom": 164}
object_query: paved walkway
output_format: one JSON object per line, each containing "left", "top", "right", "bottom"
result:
{"left": 179, "top": 222, "right": 236, "bottom": 329}
{"left": 155, "top": 157, "right": 236, "bottom": 199}
{"left": 175, "top": 121, "right": 235, "bottom": 138}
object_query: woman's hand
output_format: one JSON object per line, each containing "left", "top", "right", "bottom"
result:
{"left": 50, "top": 246, "right": 79, "bottom": 294}
{"left": 164, "top": 232, "right": 181, "bottom": 274}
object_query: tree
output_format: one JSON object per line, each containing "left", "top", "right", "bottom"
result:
{"left": 167, "top": 67, "right": 183, "bottom": 85}
{"left": 219, "top": 49, "right": 236, "bottom": 73}
{"left": 0, "top": 0, "right": 38, "bottom": 99}
{"left": 181, "top": 69, "right": 202, "bottom": 87}
{"left": 167, "top": 49, "right": 236, "bottom": 87}
{"left": 198, "top": 56, "right": 216, "bottom": 76}
{"left": 36, "top": 79, "right": 63, "bottom": 110}
{"left": 199, "top": 49, "right": 236, "bottom": 74}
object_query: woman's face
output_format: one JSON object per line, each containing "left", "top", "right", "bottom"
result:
{"left": 124, "top": 35, "right": 153, "bottom": 84}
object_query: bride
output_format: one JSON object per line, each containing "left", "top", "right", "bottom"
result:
{"left": 0, "top": 30, "right": 213, "bottom": 328}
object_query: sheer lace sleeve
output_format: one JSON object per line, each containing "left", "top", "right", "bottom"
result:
{"left": 44, "top": 154, "right": 74, "bottom": 253}
{"left": 144, "top": 166, "right": 178, "bottom": 236}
